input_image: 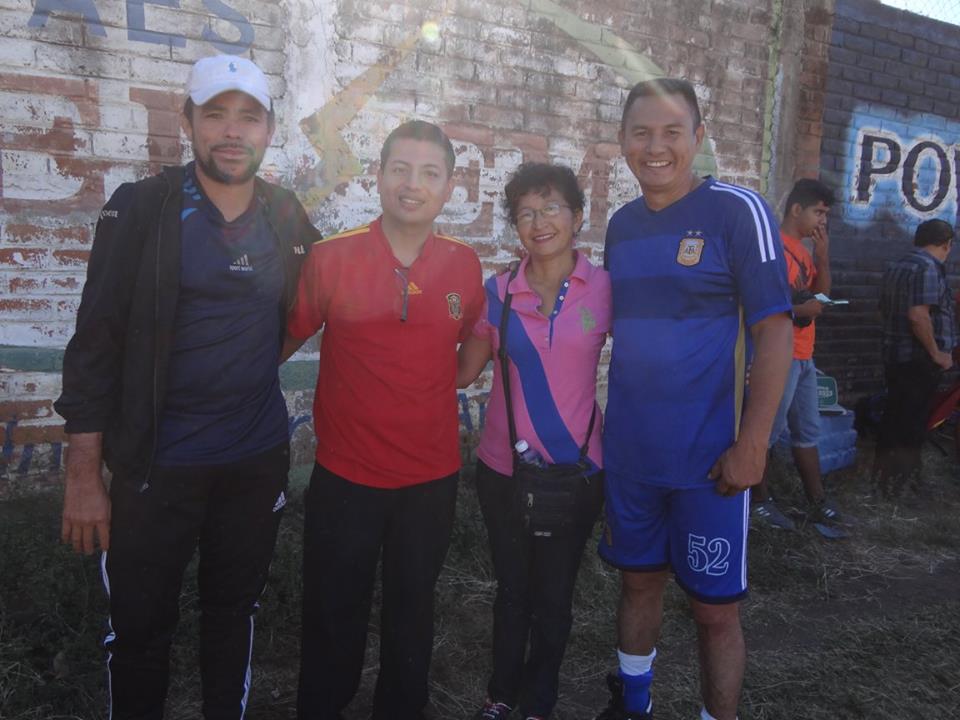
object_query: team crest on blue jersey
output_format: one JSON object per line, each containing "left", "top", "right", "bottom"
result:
{"left": 677, "top": 232, "right": 705, "bottom": 267}
{"left": 446, "top": 292, "right": 462, "bottom": 320}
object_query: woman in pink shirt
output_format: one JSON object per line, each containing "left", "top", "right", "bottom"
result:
{"left": 458, "top": 163, "right": 611, "bottom": 720}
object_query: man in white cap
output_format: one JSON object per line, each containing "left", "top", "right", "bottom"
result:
{"left": 55, "top": 55, "right": 319, "bottom": 719}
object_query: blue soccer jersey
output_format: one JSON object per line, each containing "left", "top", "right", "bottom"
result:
{"left": 155, "top": 163, "right": 288, "bottom": 466}
{"left": 603, "top": 177, "right": 791, "bottom": 489}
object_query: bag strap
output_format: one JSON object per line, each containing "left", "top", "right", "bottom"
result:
{"left": 783, "top": 243, "right": 813, "bottom": 289}
{"left": 497, "top": 264, "right": 596, "bottom": 465}
{"left": 497, "top": 264, "right": 521, "bottom": 456}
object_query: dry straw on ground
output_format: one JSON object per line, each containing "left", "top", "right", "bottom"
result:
{"left": 1, "top": 438, "right": 958, "bottom": 719}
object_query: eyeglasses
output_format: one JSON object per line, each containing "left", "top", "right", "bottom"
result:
{"left": 515, "top": 203, "right": 570, "bottom": 226}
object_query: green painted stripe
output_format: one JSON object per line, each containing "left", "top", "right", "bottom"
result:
{"left": 0, "top": 345, "right": 318, "bottom": 391}
{"left": 279, "top": 360, "right": 319, "bottom": 391}
{"left": 0, "top": 346, "right": 64, "bottom": 372}
{"left": 530, "top": 0, "right": 718, "bottom": 177}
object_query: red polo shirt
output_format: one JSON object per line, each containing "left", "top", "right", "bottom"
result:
{"left": 287, "top": 217, "right": 483, "bottom": 488}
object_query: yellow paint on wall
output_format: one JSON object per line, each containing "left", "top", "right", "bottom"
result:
{"left": 298, "top": 32, "right": 420, "bottom": 210}
{"left": 296, "top": 5, "right": 720, "bottom": 211}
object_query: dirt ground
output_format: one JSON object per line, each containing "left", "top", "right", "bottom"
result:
{"left": 1, "top": 437, "right": 958, "bottom": 720}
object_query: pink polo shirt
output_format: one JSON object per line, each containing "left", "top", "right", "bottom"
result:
{"left": 474, "top": 252, "right": 611, "bottom": 477}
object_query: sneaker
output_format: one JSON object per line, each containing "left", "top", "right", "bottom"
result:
{"left": 594, "top": 673, "right": 653, "bottom": 720}
{"left": 474, "top": 699, "right": 512, "bottom": 720}
{"left": 810, "top": 497, "right": 844, "bottom": 524}
{"left": 750, "top": 500, "right": 796, "bottom": 530}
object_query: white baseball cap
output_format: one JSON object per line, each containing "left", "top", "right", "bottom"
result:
{"left": 187, "top": 55, "right": 272, "bottom": 111}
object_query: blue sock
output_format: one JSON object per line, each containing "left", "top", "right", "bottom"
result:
{"left": 620, "top": 669, "right": 653, "bottom": 713}
{"left": 618, "top": 648, "right": 656, "bottom": 714}
{"left": 700, "top": 708, "right": 737, "bottom": 720}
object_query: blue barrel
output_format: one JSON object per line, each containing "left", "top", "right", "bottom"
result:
{"left": 773, "top": 408, "right": 858, "bottom": 474}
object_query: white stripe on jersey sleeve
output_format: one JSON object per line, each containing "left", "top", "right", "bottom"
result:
{"left": 740, "top": 490, "right": 749, "bottom": 590}
{"left": 710, "top": 182, "right": 777, "bottom": 263}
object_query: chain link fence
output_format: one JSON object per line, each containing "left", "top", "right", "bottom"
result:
{"left": 881, "top": 0, "right": 960, "bottom": 25}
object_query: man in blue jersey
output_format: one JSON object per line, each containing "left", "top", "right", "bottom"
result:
{"left": 595, "top": 79, "right": 793, "bottom": 720}
{"left": 55, "top": 56, "right": 317, "bottom": 719}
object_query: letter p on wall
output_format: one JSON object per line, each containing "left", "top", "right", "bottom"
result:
{"left": 849, "top": 107, "right": 959, "bottom": 225}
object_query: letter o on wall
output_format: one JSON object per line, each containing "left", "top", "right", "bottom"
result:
{"left": 901, "top": 141, "right": 950, "bottom": 213}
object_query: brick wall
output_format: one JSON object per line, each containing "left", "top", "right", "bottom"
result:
{"left": 0, "top": 0, "right": 833, "bottom": 485}
{"left": 816, "top": 0, "right": 960, "bottom": 400}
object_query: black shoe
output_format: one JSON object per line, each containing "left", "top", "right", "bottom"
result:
{"left": 593, "top": 674, "right": 653, "bottom": 720}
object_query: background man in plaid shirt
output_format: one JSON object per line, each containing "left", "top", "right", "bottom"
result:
{"left": 875, "top": 219, "right": 956, "bottom": 495}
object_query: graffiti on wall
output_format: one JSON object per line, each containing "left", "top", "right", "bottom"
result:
{"left": 1, "top": 396, "right": 490, "bottom": 479}
{"left": 5, "top": 0, "right": 720, "bottom": 239}
{"left": 28, "top": 0, "right": 254, "bottom": 53}
{"left": 846, "top": 106, "right": 959, "bottom": 226}
{"left": 1, "top": 419, "right": 62, "bottom": 478}
{"left": 0, "top": 71, "right": 630, "bottom": 244}
{"left": 1, "top": 1, "right": 708, "bottom": 351}
{"left": 2, "top": 0, "right": 734, "bottom": 477}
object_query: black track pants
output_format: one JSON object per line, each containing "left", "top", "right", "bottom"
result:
{"left": 103, "top": 443, "right": 289, "bottom": 720}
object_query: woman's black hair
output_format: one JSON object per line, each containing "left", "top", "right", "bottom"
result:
{"left": 502, "top": 162, "right": 585, "bottom": 225}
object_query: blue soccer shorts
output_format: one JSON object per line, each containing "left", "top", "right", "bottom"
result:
{"left": 599, "top": 476, "right": 750, "bottom": 604}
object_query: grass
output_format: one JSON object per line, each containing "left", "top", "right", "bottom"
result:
{"left": 1, "top": 441, "right": 959, "bottom": 719}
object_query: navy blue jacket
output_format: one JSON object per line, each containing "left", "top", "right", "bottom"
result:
{"left": 55, "top": 165, "right": 318, "bottom": 482}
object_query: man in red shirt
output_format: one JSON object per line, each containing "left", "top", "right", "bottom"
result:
{"left": 284, "top": 120, "right": 483, "bottom": 720}
{"left": 751, "top": 178, "right": 843, "bottom": 530}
